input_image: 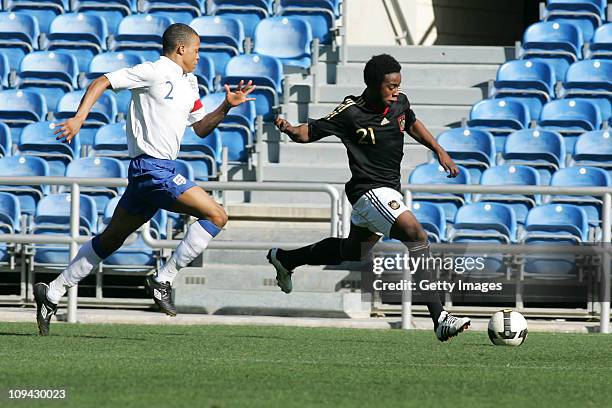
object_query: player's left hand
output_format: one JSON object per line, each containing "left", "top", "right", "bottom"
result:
{"left": 438, "top": 151, "right": 459, "bottom": 178}
{"left": 224, "top": 80, "right": 256, "bottom": 107}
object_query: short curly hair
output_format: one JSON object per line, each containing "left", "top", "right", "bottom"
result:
{"left": 162, "top": 23, "right": 199, "bottom": 55}
{"left": 363, "top": 54, "right": 401, "bottom": 88}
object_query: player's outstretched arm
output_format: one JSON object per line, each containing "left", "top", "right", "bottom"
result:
{"left": 274, "top": 117, "right": 311, "bottom": 143}
{"left": 54, "top": 75, "right": 111, "bottom": 143}
{"left": 408, "top": 119, "right": 459, "bottom": 178}
{"left": 192, "top": 80, "right": 256, "bottom": 137}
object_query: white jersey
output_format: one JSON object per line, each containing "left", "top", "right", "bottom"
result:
{"left": 104, "top": 56, "right": 207, "bottom": 160}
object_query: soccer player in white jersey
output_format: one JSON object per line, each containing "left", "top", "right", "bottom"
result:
{"left": 33, "top": 24, "right": 256, "bottom": 335}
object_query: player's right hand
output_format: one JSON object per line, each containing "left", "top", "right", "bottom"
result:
{"left": 54, "top": 117, "right": 84, "bottom": 144}
{"left": 274, "top": 116, "right": 292, "bottom": 133}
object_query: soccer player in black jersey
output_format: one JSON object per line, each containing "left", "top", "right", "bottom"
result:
{"left": 267, "top": 54, "right": 470, "bottom": 341}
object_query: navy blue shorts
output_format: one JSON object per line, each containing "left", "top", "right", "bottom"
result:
{"left": 117, "top": 154, "right": 197, "bottom": 220}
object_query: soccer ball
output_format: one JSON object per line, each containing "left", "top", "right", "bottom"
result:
{"left": 487, "top": 309, "right": 528, "bottom": 346}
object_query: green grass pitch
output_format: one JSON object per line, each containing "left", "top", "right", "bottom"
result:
{"left": 0, "top": 322, "right": 610, "bottom": 407}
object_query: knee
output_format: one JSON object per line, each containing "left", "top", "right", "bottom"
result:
{"left": 209, "top": 207, "right": 228, "bottom": 228}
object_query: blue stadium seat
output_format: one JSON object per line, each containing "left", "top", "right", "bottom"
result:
{"left": 492, "top": 59, "right": 556, "bottom": 119}
{"left": 179, "top": 127, "right": 221, "bottom": 180}
{"left": 0, "top": 89, "right": 47, "bottom": 144}
{"left": 0, "top": 192, "right": 21, "bottom": 234}
{"left": 193, "top": 54, "right": 215, "bottom": 96}
{"left": 91, "top": 122, "right": 128, "bottom": 159}
{"left": 467, "top": 98, "right": 530, "bottom": 152}
{"left": 476, "top": 165, "right": 541, "bottom": 225}
{"left": 0, "top": 12, "right": 40, "bottom": 71}
{"left": 436, "top": 128, "right": 495, "bottom": 184}
{"left": 573, "top": 130, "right": 612, "bottom": 169}
{"left": 141, "top": 0, "right": 203, "bottom": 25}
{"left": 201, "top": 92, "right": 255, "bottom": 162}
{"left": 451, "top": 202, "right": 517, "bottom": 243}
{"left": 521, "top": 21, "right": 583, "bottom": 80}
{"left": 16, "top": 51, "right": 79, "bottom": 112}
{"left": 502, "top": 129, "right": 565, "bottom": 185}
{"left": 0, "top": 155, "right": 49, "bottom": 216}
{"left": 111, "top": 14, "right": 173, "bottom": 62}
{"left": 538, "top": 99, "right": 603, "bottom": 153}
{"left": 548, "top": 165, "right": 610, "bottom": 226}
{"left": 224, "top": 54, "right": 283, "bottom": 120}
{"left": 190, "top": 16, "right": 244, "bottom": 75}
{"left": 63, "top": 157, "right": 126, "bottom": 215}
{"left": 18, "top": 121, "right": 81, "bottom": 176}
{"left": 523, "top": 203, "right": 589, "bottom": 243}
{"left": 0, "top": 52, "right": 9, "bottom": 88}
{"left": 55, "top": 90, "right": 118, "bottom": 146}
{"left": 253, "top": 17, "right": 313, "bottom": 69}
{"left": 411, "top": 202, "right": 446, "bottom": 243}
{"left": 72, "top": 0, "right": 136, "bottom": 35}
{"left": 210, "top": 0, "right": 272, "bottom": 38}
{"left": 5, "top": 0, "right": 68, "bottom": 32}
{"left": 560, "top": 60, "right": 612, "bottom": 121}
{"left": 408, "top": 163, "right": 470, "bottom": 223}
{"left": 278, "top": 0, "right": 336, "bottom": 44}
{"left": 44, "top": 13, "right": 108, "bottom": 72}
{"left": 544, "top": 0, "right": 606, "bottom": 42}
{"left": 0, "top": 122, "right": 11, "bottom": 157}
{"left": 589, "top": 23, "right": 612, "bottom": 59}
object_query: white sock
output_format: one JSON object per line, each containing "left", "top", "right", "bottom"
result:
{"left": 47, "top": 240, "right": 102, "bottom": 304}
{"left": 155, "top": 220, "right": 220, "bottom": 285}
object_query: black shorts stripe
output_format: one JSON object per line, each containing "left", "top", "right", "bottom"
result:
{"left": 365, "top": 191, "right": 396, "bottom": 224}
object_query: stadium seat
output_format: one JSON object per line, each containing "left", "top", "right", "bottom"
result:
{"left": 560, "top": 60, "right": 612, "bottom": 121}
{"left": 55, "top": 90, "right": 118, "bottom": 146}
{"left": 16, "top": 51, "right": 79, "bottom": 112}
{"left": 0, "top": 89, "right": 47, "bottom": 144}
{"left": 278, "top": 0, "right": 337, "bottom": 44}
{"left": 475, "top": 165, "right": 541, "bottom": 224}
{"left": 0, "top": 123, "right": 11, "bottom": 157}
{"left": 72, "top": 0, "right": 136, "bottom": 35}
{"left": 190, "top": 16, "right": 244, "bottom": 75}
{"left": 224, "top": 54, "right": 283, "bottom": 120}
{"left": 5, "top": 0, "right": 68, "bottom": 33}
{"left": 253, "top": 17, "right": 313, "bottom": 69}
{"left": 543, "top": 0, "right": 606, "bottom": 42}
{"left": 573, "top": 130, "right": 612, "bottom": 169}
{"left": 0, "top": 12, "right": 40, "bottom": 71}
{"left": 0, "top": 192, "right": 21, "bottom": 234}
{"left": 44, "top": 13, "right": 108, "bottom": 72}
{"left": 179, "top": 127, "right": 221, "bottom": 180}
{"left": 467, "top": 98, "right": 530, "bottom": 152}
{"left": 538, "top": 99, "right": 603, "bottom": 153}
{"left": 18, "top": 121, "right": 81, "bottom": 176}
{"left": 110, "top": 14, "right": 173, "bottom": 62}
{"left": 210, "top": 0, "right": 272, "bottom": 38}
{"left": 408, "top": 163, "right": 470, "bottom": 223}
{"left": 91, "top": 122, "right": 129, "bottom": 159}
{"left": 522, "top": 203, "right": 589, "bottom": 243}
{"left": 548, "top": 166, "right": 610, "bottom": 225}
{"left": 201, "top": 92, "right": 255, "bottom": 162}
{"left": 63, "top": 157, "right": 127, "bottom": 215}
{"left": 411, "top": 202, "right": 446, "bottom": 243}
{"left": 589, "top": 23, "right": 612, "bottom": 60}
{"left": 492, "top": 60, "right": 556, "bottom": 119}
{"left": 450, "top": 202, "right": 517, "bottom": 243}
{"left": 141, "top": 0, "right": 203, "bottom": 25}
{"left": 502, "top": 129, "right": 566, "bottom": 185}
{"left": 0, "top": 155, "right": 49, "bottom": 216}
{"left": 193, "top": 54, "right": 215, "bottom": 96}
{"left": 521, "top": 21, "right": 583, "bottom": 80}
{"left": 436, "top": 128, "right": 495, "bottom": 184}
{"left": 0, "top": 52, "right": 9, "bottom": 88}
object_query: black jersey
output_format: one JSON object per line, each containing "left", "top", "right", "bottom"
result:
{"left": 308, "top": 92, "right": 417, "bottom": 204}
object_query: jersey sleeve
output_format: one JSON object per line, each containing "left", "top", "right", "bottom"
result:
{"left": 307, "top": 101, "right": 354, "bottom": 141}
{"left": 187, "top": 99, "right": 207, "bottom": 126}
{"left": 104, "top": 62, "right": 157, "bottom": 91}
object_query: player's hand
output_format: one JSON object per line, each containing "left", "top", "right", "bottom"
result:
{"left": 54, "top": 117, "right": 84, "bottom": 143}
{"left": 438, "top": 151, "right": 459, "bottom": 178}
{"left": 224, "top": 80, "right": 256, "bottom": 107}
{"left": 274, "top": 116, "right": 292, "bottom": 133}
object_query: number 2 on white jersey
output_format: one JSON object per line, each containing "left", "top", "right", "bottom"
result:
{"left": 164, "top": 81, "right": 174, "bottom": 100}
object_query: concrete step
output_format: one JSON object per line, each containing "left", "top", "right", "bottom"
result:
{"left": 261, "top": 163, "right": 352, "bottom": 183}
{"left": 217, "top": 220, "right": 330, "bottom": 243}
{"left": 336, "top": 63, "right": 500, "bottom": 87}
{"left": 226, "top": 202, "right": 333, "bottom": 217}
{"left": 315, "top": 85, "right": 485, "bottom": 106}
{"left": 346, "top": 45, "right": 511, "bottom": 64}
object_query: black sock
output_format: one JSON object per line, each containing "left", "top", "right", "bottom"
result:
{"left": 407, "top": 241, "right": 445, "bottom": 327}
{"left": 277, "top": 237, "right": 346, "bottom": 270}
